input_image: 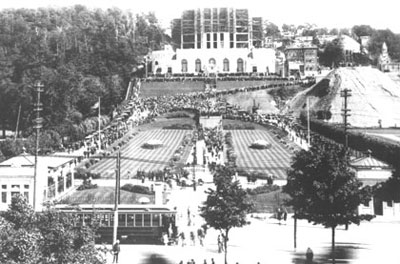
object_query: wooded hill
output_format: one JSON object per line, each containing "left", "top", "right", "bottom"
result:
{"left": 0, "top": 5, "right": 166, "bottom": 141}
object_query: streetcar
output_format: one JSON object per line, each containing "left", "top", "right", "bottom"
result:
{"left": 56, "top": 204, "right": 176, "bottom": 244}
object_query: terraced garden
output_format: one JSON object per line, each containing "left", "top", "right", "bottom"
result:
{"left": 228, "top": 129, "right": 292, "bottom": 179}
{"left": 89, "top": 128, "right": 193, "bottom": 179}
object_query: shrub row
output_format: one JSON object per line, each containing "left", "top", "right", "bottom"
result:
{"left": 162, "top": 124, "right": 194, "bottom": 130}
{"left": 302, "top": 118, "right": 400, "bottom": 167}
{"left": 223, "top": 123, "right": 255, "bottom": 130}
{"left": 121, "top": 183, "right": 154, "bottom": 194}
{"left": 246, "top": 184, "right": 280, "bottom": 195}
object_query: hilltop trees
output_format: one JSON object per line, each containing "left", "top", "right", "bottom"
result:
{"left": 200, "top": 165, "right": 253, "bottom": 264}
{"left": 318, "top": 38, "right": 344, "bottom": 67}
{"left": 283, "top": 139, "right": 373, "bottom": 263}
{"left": 0, "top": 6, "right": 166, "bottom": 145}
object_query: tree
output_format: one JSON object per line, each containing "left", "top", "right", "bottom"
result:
{"left": 319, "top": 38, "right": 344, "bottom": 67}
{"left": 264, "top": 21, "right": 281, "bottom": 38}
{"left": 352, "top": 25, "right": 374, "bottom": 38}
{"left": 368, "top": 29, "right": 400, "bottom": 63}
{"left": 200, "top": 165, "right": 253, "bottom": 264}
{"left": 283, "top": 139, "right": 373, "bottom": 264}
{"left": 375, "top": 166, "right": 400, "bottom": 203}
{"left": 0, "top": 195, "right": 105, "bottom": 264}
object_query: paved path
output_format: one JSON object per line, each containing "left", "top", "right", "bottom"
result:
{"left": 99, "top": 184, "right": 400, "bottom": 264}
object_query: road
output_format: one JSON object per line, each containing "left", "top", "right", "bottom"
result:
{"left": 99, "top": 183, "right": 400, "bottom": 264}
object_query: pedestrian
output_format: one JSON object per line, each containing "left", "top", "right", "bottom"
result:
{"left": 283, "top": 206, "right": 288, "bottom": 224}
{"left": 179, "top": 231, "right": 186, "bottom": 247}
{"left": 190, "top": 231, "right": 196, "bottom": 246}
{"left": 211, "top": 258, "right": 215, "bottom": 264}
{"left": 203, "top": 260, "right": 207, "bottom": 264}
{"left": 217, "top": 234, "right": 223, "bottom": 253}
{"left": 306, "top": 247, "right": 314, "bottom": 264}
{"left": 276, "top": 207, "right": 282, "bottom": 225}
{"left": 112, "top": 240, "right": 120, "bottom": 264}
{"left": 197, "top": 228, "right": 204, "bottom": 246}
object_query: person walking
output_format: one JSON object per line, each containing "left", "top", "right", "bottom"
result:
{"left": 217, "top": 234, "right": 223, "bottom": 253}
{"left": 112, "top": 240, "right": 120, "bottom": 264}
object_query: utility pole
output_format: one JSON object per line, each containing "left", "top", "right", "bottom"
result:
{"left": 307, "top": 96, "right": 311, "bottom": 145}
{"left": 14, "top": 104, "right": 21, "bottom": 141}
{"left": 33, "top": 81, "right": 44, "bottom": 211}
{"left": 341, "top": 88, "right": 352, "bottom": 154}
{"left": 113, "top": 151, "right": 121, "bottom": 244}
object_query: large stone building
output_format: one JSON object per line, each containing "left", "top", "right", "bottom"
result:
{"left": 149, "top": 8, "right": 281, "bottom": 75}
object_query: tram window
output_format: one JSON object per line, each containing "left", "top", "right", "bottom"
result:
{"left": 77, "top": 214, "right": 84, "bottom": 226}
{"left": 127, "top": 214, "right": 134, "bottom": 227}
{"left": 135, "top": 214, "right": 143, "bottom": 227}
{"left": 118, "top": 214, "right": 127, "bottom": 227}
{"left": 101, "top": 214, "right": 109, "bottom": 227}
{"left": 110, "top": 214, "right": 114, "bottom": 226}
{"left": 152, "top": 213, "right": 160, "bottom": 227}
{"left": 84, "top": 214, "right": 92, "bottom": 225}
{"left": 144, "top": 214, "right": 151, "bottom": 227}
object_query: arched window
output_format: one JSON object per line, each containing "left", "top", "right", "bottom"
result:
{"left": 195, "top": 59, "right": 202, "bottom": 72}
{"left": 237, "top": 58, "right": 244, "bottom": 73}
{"left": 181, "top": 59, "right": 188, "bottom": 73}
{"left": 209, "top": 58, "right": 216, "bottom": 65}
{"left": 223, "top": 58, "right": 229, "bottom": 72}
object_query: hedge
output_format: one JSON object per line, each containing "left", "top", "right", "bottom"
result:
{"left": 302, "top": 117, "right": 400, "bottom": 167}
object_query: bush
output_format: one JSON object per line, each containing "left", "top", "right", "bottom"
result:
{"left": 121, "top": 184, "right": 154, "bottom": 195}
{"left": 247, "top": 184, "right": 281, "bottom": 195}
{"left": 163, "top": 123, "right": 193, "bottom": 130}
{"left": 166, "top": 112, "right": 192, "bottom": 119}
{"left": 77, "top": 179, "right": 97, "bottom": 190}
{"left": 300, "top": 116, "right": 400, "bottom": 166}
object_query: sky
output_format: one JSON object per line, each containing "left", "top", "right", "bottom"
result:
{"left": 1, "top": 0, "right": 399, "bottom": 33}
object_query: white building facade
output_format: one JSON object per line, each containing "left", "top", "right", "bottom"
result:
{"left": 148, "top": 8, "right": 281, "bottom": 75}
{"left": 0, "top": 154, "right": 77, "bottom": 211}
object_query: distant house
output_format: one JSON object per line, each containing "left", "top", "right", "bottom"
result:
{"left": 340, "top": 35, "right": 362, "bottom": 66}
{"left": 284, "top": 44, "right": 318, "bottom": 77}
{"left": 378, "top": 42, "right": 400, "bottom": 72}
{"left": 350, "top": 154, "right": 399, "bottom": 218}
{"left": 0, "top": 153, "right": 77, "bottom": 211}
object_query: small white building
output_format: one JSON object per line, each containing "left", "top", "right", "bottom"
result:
{"left": 350, "top": 155, "right": 399, "bottom": 218}
{"left": 0, "top": 153, "right": 77, "bottom": 211}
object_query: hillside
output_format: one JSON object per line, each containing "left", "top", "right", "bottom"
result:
{"left": 282, "top": 67, "right": 400, "bottom": 128}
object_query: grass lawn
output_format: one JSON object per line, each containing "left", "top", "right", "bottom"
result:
{"left": 88, "top": 115, "right": 195, "bottom": 178}
{"left": 248, "top": 189, "right": 291, "bottom": 213}
{"left": 227, "top": 128, "right": 292, "bottom": 179}
{"left": 59, "top": 186, "right": 154, "bottom": 205}
{"left": 140, "top": 80, "right": 276, "bottom": 97}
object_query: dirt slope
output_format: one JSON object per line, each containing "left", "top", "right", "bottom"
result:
{"left": 282, "top": 67, "right": 400, "bottom": 128}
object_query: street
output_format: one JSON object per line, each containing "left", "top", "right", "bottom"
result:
{"left": 100, "top": 184, "right": 400, "bottom": 264}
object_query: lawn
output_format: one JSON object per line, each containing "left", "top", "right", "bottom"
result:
{"left": 248, "top": 189, "right": 291, "bottom": 213}
{"left": 140, "top": 80, "right": 273, "bottom": 97}
{"left": 89, "top": 128, "right": 192, "bottom": 178}
{"left": 227, "top": 129, "right": 292, "bottom": 180}
{"left": 59, "top": 186, "right": 154, "bottom": 205}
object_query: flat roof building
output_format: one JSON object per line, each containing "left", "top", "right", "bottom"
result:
{"left": 149, "top": 8, "right": 281, "bottom": 76}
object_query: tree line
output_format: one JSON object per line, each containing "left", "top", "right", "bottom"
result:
{"left": 0, "top": 5, "right": 166, "bottom": 152}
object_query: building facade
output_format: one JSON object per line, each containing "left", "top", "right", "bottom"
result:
{"left": 0, "top": 154, "right": 76, "bottom": 211}
{"left": 285, "top": 44, "right": 318, "bottom": 77}
{"left": 149, "top": 8, "right": 280, "bottom": 75}
{"left": 350, "top": 155, "right": 400, "bottom": 218}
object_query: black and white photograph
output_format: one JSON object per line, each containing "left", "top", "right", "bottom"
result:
{"left": 0, "top": 0, "right": 400, "bottom": 263}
